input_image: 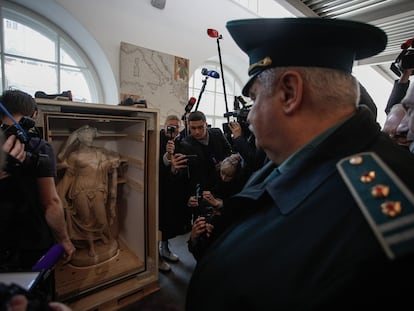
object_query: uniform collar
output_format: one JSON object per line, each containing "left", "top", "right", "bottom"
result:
{"left": 234, "top": 108, "right": 380, "bottom": 214}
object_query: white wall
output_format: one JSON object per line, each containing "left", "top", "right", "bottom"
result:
{"left": 14, "top": 0, "right": 255, "bottom": 105}
{"left": 11, "top": 0, "right": 393, "bottom": 127}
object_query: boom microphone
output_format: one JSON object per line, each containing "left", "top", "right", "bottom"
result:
{"left": 184, "top": 97, "right": 197, "bottom": 113}
{"left": 201, "top": 68, "right": 220, "bottom": 79}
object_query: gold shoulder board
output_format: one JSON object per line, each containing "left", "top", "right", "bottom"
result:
{"left": 337, "top": 152, "right": 414, "bottom": 260}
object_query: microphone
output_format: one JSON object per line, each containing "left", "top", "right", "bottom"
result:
{"left": 401, "top": 38, "right": 414, "bottom": 50}
{"left": 32, "top": 244, "right": 64, "bottom": 271}
{"left": 201, "top": 68, "right": 220, "bottom": 79}
{"left": 184, "top": 97, "right": 197, "bottom": 113}
{"left": 207, "top": 28, "right": 222, "bottom": 39}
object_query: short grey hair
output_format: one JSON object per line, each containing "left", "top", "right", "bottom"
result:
{"left": 257, "top": 67, "right": 359, "bottom": 108}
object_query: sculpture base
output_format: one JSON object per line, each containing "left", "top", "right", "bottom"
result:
{"left": 70, "top": 239, "right": 119, "bottom": 267}
{"left": 55, "top": 238, "right": 146, "bottom": 301}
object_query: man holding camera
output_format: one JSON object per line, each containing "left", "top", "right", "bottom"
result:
{"left": 179, "top": 111, "right": 232, "bottom": 196}
{"left": 0, "top": 90, "right": 75, "bottom": 271}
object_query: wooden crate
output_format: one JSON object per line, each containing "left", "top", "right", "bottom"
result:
{"left": 35, "top": 99, "right": 160, "bottom": 310}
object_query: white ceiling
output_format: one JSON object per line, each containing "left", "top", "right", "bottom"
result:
{"left": 281, "top": 0, "right": 414, "bottom": 81}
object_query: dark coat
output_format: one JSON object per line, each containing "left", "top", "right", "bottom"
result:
{"left": 158, "top": 129, "right": 192, "bottom": 239}
{"left": 0, "top": 138, "right": 55, "bottom": 271}
{"left": 180, "top": 127, "right": 232, "bottom": 193}
{"left": 186, "top": 107, "right": 414, "bottom": 311}
{"left": 385, "top": 79, "right": 410, "bottom": 114}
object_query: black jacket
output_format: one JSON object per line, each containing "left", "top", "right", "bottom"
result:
{"left": 180, "top": 127, "right": 232, "bottom": 193}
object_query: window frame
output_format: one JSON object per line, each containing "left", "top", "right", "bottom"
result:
{"left": 189, "top": 62, "right": 245, "bottom": 129}
{"left": 0, "top": 0, "right": 102, "bottom": 102}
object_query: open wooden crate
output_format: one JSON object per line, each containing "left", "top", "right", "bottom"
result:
{"left": 35, "top": 99, "right": 160, "bottom": 310}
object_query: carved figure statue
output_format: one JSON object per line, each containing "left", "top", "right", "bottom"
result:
{"left": 57, "top": 125, "right": 120, "bottom": 265}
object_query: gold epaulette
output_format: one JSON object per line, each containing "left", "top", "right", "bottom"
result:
{"left": 337, "top": 152, "right": 414, "bottom": 260}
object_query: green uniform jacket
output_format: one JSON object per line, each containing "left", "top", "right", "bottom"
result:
{"left": 186, "top": 107, "right": 414, "bottom": 311}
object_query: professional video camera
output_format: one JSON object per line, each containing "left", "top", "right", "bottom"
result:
{"left": 0, "top": 105, "right": 46, "bottom": 172}
{"left": 390, "top": 38, "right": 414, "bottom": 77}
{"left": 222, "top": 95, "right": 252, "bottom": 140}
{"left": 0, "top": 116, "right": 37, "bottom": 144}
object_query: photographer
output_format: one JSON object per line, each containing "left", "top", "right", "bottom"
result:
{"left": 179, "top": 111, "right": 232, "bottom": 195}
{"left": 0, "top": 129, "right": 73, "bottom": 311}
{"left": 0, "top": 90, "right": 75, "bottom": 272}
{"left": 385, "top": 67, "right": 413, "bottom": 114}
{"left": 386, "top": 39, "right": 414, "bottom": 115}
{"left": 383, "top": 46, "right": 414, "bottom": 151}
{"left": 158, "top": 115, "right": 192, "bottom": 272}
{"left": 383, "top": 82, "right": 414, "bottom": 152}
{"left": 186, "top": 153, "right": 249, "bottom": 260}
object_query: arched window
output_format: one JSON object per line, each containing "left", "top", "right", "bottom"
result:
{"left": 189, "top": 63, "right": 244, "bottom": 130}
{"left": 0, "top": 2, "right": 101, "bottom": 102}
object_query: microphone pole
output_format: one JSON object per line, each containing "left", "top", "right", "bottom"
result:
{"left": 208, "top": 29, "right": 230, "bottom": 123}
{"left": 195, "top": 77, "right": 208, "bottom": 111}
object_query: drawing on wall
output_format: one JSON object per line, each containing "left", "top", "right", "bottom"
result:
{"left": 174, "top": 56, "right": 189, "bottom": 81}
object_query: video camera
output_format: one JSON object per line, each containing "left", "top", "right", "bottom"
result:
{"left": 0, "top": 103, "right": 45, "bottom": 172}
{"left": 222, "top": 96, "right": 252, "bottom": 139}
{"left": 390, "top": 38, "right": 414, "bottom": 77}
{"left": 0, "top": 116, "right": 37, "bottom": 144}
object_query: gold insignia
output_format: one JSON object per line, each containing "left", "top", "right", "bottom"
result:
{"left": 371, "top": 184, "right": 390, "bottom": 198}
{"left": 360, "top": 171, "right": 376, "bottom": 183}
{"left": 248, "top": 56, "right": 272, "bottom": 75}
{"left": 349, "top": 155, "right": 363, "bottom": 165}
{"left": 381, "top": 201, "right": 402, "bottom": 217}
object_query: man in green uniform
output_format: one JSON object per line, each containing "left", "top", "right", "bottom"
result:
{"left": 186, "top": 18, "right": 414, "bottom": 310}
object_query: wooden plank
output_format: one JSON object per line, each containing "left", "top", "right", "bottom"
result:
{"left": 66, "top": 278, "right": 159, "bottom": 311}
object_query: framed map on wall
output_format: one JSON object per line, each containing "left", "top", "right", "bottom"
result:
{"left": 120, "top": 41, "right": 189, "bottom": 123}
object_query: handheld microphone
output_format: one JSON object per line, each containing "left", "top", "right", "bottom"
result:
{"left": 184, "top": 97, "right": 197, "bottom": 113}
{"left": 201, "top": 68, "right": 220, "bottom": 79}
{"left": 32, "top": 244, "right": 64, "bottom": 271}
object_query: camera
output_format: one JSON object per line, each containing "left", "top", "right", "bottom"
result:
{"left": 223, "top": 96, "right": 252, "bottom": 141}
{"left": 0, "top": 116, "right": 46, "bottom": 172}
{"left": 194, "top": 184, "right": 217, "bottom": 224}
{"left": 166, "top": 125, "right": 177, "bottom": 138}
{"left": 0, "top": 283, "right": 52, "bottom": 311}
{"left": 0, "top": 116, "right": 37, "bottom": 144}
{"left": 194, "top": 184, "right": 211, "bottom": 218}
{"left": 390, "top": 39, "right": 414, "bottom": 77}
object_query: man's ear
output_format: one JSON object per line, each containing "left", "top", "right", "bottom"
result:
{"left": 280, "top": 71, "right": 303, "bottom": 114}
